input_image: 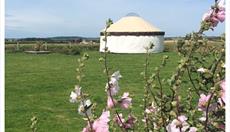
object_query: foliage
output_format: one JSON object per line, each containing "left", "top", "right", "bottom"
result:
{"left": 68, "top": 0, "right": 225, "bottom": 132}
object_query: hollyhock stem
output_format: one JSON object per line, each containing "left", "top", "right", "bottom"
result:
{"left": 143, "top": 49, "right": 150, "bottom": 132}
{"left": 108, "top": 86, "right": 126, "bottom": 132}
{"left": 186, "top": 67, "right": 200, "bottom": 96}
{"left": 156, "top": 71, "right": 166, "bottom": 130}
{"left": 84, "top": 107, "right": 93, "bottom": 132}
{"left": 204, "top": 91, "right": 214, "bottom": 132}
{"left": 103, "top": 27, "right": 127, "bottom": 132}
{"left": 80, "top": 92, "right": 93, "bottom": 132}
{"left": 176, "top": 96, "right": 182, "bottom": 132}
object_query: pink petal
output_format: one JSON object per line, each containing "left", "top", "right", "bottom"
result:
{"left": 107, "top": 97, "right": 116, "bottom": 108}
{"left": 178, "top": 115, "right": 187, "bottom": 123}
{"left": 202, "top": 10, "right": 212, "bottom": 21}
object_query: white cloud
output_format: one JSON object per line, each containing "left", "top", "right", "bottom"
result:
{"left": 6, "top": 10, "right": 65, "bottom": 32}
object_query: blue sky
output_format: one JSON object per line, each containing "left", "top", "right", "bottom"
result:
{"left": 5, "top": 0, "right": 225, "bottom": 38}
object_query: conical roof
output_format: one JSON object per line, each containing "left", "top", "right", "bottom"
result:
{"left": 102, "top": 15, "right": 163, "bottom": 33}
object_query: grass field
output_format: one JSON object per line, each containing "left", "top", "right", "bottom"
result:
{"left": 5, "top": 51, "right": 197, "bottom": 131}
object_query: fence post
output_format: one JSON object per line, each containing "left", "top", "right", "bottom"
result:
{"left": 16, "top": 42, "right": 20, "bottom": 51}
{"left": 44, "top": 42, "right": 48, "bottom": 51}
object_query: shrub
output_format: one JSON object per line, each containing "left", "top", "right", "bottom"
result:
{"left": 5, "top": 43, "right": 100, "bottom": 55}
{"left": 67, "top": 0, "right": 225, "bottom": 132}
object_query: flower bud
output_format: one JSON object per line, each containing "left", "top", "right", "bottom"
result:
{"left": 76, "top": 75, "right": 81, "bottom": 81}
{"left": 170, "top": 111, "right": 177, "bottom": 117}
{"left": 98, "top": 57, "right": 104, "bottom": 62}
{"left": 79, "top": 63, "right": 85, "bottom": 67}
{"left": 171, "top": 101, "right": 177, "bottom": 107}
{"left": 163, "top": 55, "right": 169, "bottom": 59}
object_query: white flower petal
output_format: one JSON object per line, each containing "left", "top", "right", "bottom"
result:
{"left": 111, "top": 71, "right": 122, "bottom": 80}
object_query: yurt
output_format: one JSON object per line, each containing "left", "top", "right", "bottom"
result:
{"left": 100, "top": 13, "right": 165, "bottom": 53}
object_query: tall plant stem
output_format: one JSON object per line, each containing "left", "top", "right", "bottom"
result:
{"left": 156, "top": 70, "right": 166, "bottom": 130}
{"left": 80, "top": 92, "right": 93, "bottom": 132}
{"left": 103, "top": 29, "right": 127, "bottom": 132}
{"left": 186, "top": 67, "right": 200, "bottom": 96}
{"left": 143, "top": 49, "right": 150, "bottom": 132}
{"left": 204, "top": 92, "right": 214, "bottom": 132}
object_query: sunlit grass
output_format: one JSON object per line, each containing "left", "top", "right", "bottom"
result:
{"left": 6, "top": 51, "right": 193, "bottom": 131}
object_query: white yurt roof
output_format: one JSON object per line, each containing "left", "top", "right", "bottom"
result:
{"left": 101, "top": 13, "right": 163, "bottom": 33}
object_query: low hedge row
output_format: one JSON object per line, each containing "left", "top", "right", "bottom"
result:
{"left": 5, "top": 44, "right": 100, "bottom": 55}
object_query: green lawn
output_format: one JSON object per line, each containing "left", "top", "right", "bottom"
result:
{"left": 6, "top": 51, "right": 193, "bottom": 131}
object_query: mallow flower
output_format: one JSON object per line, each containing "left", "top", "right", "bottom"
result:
{"left": 106, "top": 71, "right": 122, "bottom": 96}
{"left": 220, "top": 80, "right": 226, "bottom": 103}
{"left": 113, "top": 113, "right": 125, "bottom": 127}
{"left": 188, "top": 127, "right": 198, "bottom": 132}
{"left": 216, "top": 8, "right": 225, "bottom": 22}
{"left": 83, "top": 111, "right": 110, "bottom": 132}
{"left": 78, "top": 99, "right": 92, "bottom": 116}
{"left": 69, "top": 85, "right": 81, "bottom": 103}
{"left": 119, "top": 92, "right": 132, "bottom": 109}
{"left": 198, "top": 94, "right": 211, "bottom": 111}
{"left": 124, "top": 114, "right": 136, "bottom": 129}
{"left": 92, "top": 111, "right": 110, "bottom": 132}
{"left": 107, "top": 96, "right": 117, "bottom": 109}
{"left": 145, "top": 102, "right": 157, "bottom": 114}
{"left": 113, "top": 113, "right": 136, "bottom": 129}
{"left": 202, "top": 0, "right": 225, "bottom": 27}
{"left": 202, "top": 10, "right": 219, "bottom": 27}
{"left": 166, "top": 115, "right": 190, "bottom": 132}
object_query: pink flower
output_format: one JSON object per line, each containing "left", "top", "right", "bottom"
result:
{"left": 145, "top": 106, "right": 156, "bottom": 114}
{"left": 166, "top": 115, "right": 190, "bottom": 132}
{"left": 82, "top": 111, "right": 110, "bottom": 132}
{"left": 202, "top": 9, "right": 220, "bottom": 27}
{"left": 166, "top": 121, "right": 181, "bottom": 132}
{"left": 113, "top": 113, "right": 125, "bottom": 127}
{"left": 107, "top": 96, "right": 116, "bottom": 108}
{"left": 178, "top": 115, "right": 187, "bottom": 123}
{"left": 220, "top": 80, "right": 226, "bottom": 103}
{"left": 202, "top": 1, "right": 225, "bottom": 27}
{"left": 124, "top": 114, "right": 136, "bottom": 129}
{"left": 82, "top": 122, "right": 92, "bottom": 132}
{"left": 216, "top": 8, "right": 225, "bottom": 22}
{"left": 218, "top": 124, "right": 225, "bottom": 130}
{"left": 69, "top": 85, "right": 81, "bottom": 103}
{"left": 109, "top": 78, "right": 120, "bottom": 95}
{"left": 198, "top": 94, "right": 211, "bottom": 111}
{"left": 189, "top": 127, "right": 198, "bottom": 132}
{"left": 113, "top": 114, "right": 136, "bottom": 129}
{"left": 211, "top": 17, "right": 219, "bottom": 27}
{"left": 119, "top": 92, "right": 132, "bottom": 109}
{"left": 106, "top": 71, "right": 122, "bottom": 96}
{"left": 202, "top": 9, "right": 213, "bottom": 21}
{"left": 93, "top": 111, "right": 110, "bottom": 132}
